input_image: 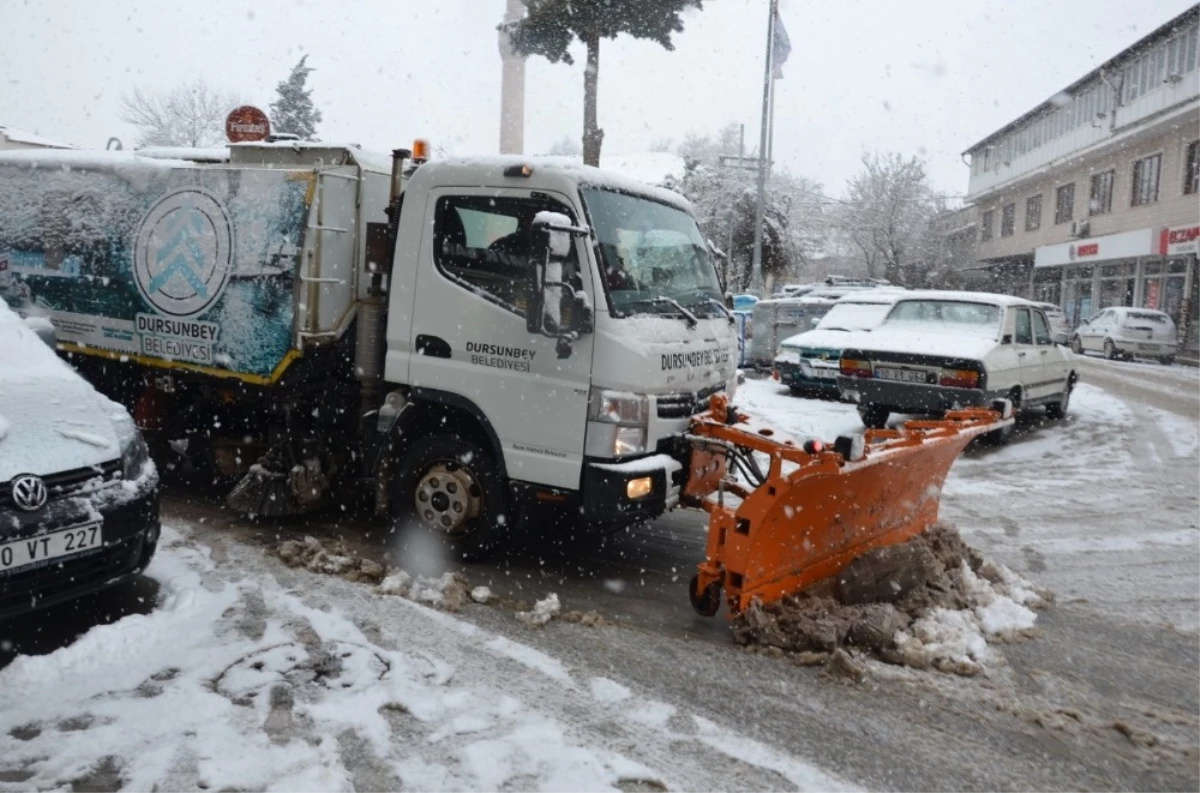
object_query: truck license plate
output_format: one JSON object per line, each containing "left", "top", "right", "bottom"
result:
{"left": 875, "top": 366, "right": 931, "bottom": 384}
{"left": 0, "top": 523, "right": 103, "bottom": 574}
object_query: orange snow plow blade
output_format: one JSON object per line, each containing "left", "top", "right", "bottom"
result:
{"left": 684, "top": 395, "right": 1010, "bottom": 618}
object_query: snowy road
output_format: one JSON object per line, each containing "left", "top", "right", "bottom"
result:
{"left": 1, "top": 360, "right": 1197, "bottom": 790}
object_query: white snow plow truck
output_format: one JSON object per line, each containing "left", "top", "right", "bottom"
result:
{"left": 0, "top": 142, "right": 742, "bottom": 557}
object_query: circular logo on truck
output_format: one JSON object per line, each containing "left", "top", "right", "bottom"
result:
{"left": 133, "top": 189, "right": 233, "bottom": 318}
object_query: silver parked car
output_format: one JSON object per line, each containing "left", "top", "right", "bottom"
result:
{"left": 1069, "top": 306, "right": 1178, "bottom": 364}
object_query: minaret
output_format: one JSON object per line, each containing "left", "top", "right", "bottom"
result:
{"left": 498, "top": 0, "right": 526, "bottom": 154}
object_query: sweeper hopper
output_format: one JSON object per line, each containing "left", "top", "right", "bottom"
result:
{"left": 683, "top": 394, "right": 1010, "bottom": 617}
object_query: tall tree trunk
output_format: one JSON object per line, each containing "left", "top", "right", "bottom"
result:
{"left": 582, "top": 31, "right": 603, "bottom": 167}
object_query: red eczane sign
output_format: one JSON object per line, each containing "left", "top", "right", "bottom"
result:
{"left": 225, "top": 106, "right": 270, "bottom": 143}
{"left": 1076, "top": 243, "right": 1099, "bottom": 257}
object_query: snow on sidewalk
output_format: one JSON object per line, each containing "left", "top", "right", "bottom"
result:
{"left": 0, "top": 523, "right": 852, "bottom": 792}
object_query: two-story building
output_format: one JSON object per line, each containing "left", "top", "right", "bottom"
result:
{"left": 963, "top": 7, "right": 1199, "bottom": 355}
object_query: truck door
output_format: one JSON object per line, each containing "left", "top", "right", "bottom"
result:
{"left": 408, "top": 188, "right": 593, "bottom": 491}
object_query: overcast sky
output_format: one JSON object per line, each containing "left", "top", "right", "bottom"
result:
{"left": 3, "top": 0, "right": 1196, "bottom": 197}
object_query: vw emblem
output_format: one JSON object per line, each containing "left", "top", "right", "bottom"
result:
{"left": 11, "top": 474, "right": 48, "bottom": 512}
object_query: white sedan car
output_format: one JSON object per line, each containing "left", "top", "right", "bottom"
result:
{"left": 1068, "top": 306, "right": 1179, "bottom": 364}
{"left": 837, "top": 292, "right": 1078, "bottom": 443}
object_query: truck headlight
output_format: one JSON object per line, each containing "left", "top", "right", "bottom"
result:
{"left": 614, "top": 426, "right": 647, "bottom": 456}
{"left": 588, "top": 389, "right": 648, "bottom": 425}
{"left": 587, "top": 389, "right": 649, "bottom": 457}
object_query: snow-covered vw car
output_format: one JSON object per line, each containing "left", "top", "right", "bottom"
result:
{"left": 0, "top": 301, "right": 159, "bottom": 620}
{"left": 1068, "top": 306, "right": 1179, "bottom": 364}
{"left": 773, "top": 291, "right": 903, "bottom": 395}
{"left": 837, "top": 292, "right": 1078, "bottom": 442}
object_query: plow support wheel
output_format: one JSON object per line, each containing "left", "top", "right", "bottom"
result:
{"left": 685, "top": 395, "right": 1009, "bottom": 618}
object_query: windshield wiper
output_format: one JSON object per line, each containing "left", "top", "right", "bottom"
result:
{"left": 627, "top": 296, "right": 698, "bottom": 328}
{"left": 697, "top": 297, "right": 735, "bottom": 326}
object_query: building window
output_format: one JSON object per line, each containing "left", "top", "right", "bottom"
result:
{"left": 1025, "top": 195, "right": 1042, "bottom": 231}
{"left": 1185, "top": 140, "right": 1199, "bottom": 195}
{"left": 1001, "top": 203, "right": 1016, "bottom": 237}
{"left": 1055, "top": 184, "right": 1075, "bottom": 225}
{"left": 1131, "top": 153, "right": 1161, "bottom": 206}
{"left": 1089, "top": 170, "right": 1115, "bottom": 215}
{"left": 980, "top": 209, "right": 994, "bottom": 242}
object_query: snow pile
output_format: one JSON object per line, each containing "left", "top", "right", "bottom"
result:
{"left": 734, "top": 524, "right": 1052, "bottom": 677}
{"left": 277, "top": 536, "right": 386, "bottom": 583}
{"left": 516, "top": 593, "right": 562, "bottom": 628}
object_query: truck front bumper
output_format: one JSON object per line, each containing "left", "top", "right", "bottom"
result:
{"left": 581, "top": 454, "right": 684, "bottom": 525}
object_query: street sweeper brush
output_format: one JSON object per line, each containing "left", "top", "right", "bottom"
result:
{"left": 683, "top": 394, "right": 1010, "bottom": 617}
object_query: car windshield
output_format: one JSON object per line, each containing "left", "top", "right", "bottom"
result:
{"left": 811, "top": 301, "right": 894, "bottom": 333}
{"left": 884, "top": 299, "right": 1003, "bottom": 338}
{"left": 582, "top": 187, "right": 723, "bottom": 319}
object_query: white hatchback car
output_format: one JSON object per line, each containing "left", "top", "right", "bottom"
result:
{"left": 837, "top": 292, "right": 1078, "bottom": 443}
{"left": 1068, "top": 306, "right": 1179, "bottom": 364}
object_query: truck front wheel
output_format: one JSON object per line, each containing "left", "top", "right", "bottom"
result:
{"left": 390, "top": 435, "right": 509, "bottom": 561}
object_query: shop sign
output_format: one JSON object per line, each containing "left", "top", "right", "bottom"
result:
{"left": 1034, "top": 228, "right": 1156, "bottom": 268}
{"left": 1159, "top": 224, "right": 1200, "bottom": 257}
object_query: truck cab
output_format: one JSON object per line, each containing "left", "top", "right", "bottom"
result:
{"left": 381, "top": 158, "right": 738, "bottom": 551}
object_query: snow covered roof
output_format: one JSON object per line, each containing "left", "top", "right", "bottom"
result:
{"left": 0, "top": 125, "right": 76, "bottom": 149}
{"left": 136, "top": 146, "right": 230, "bottom": 163}
{"left": 0, "top": 148, "right": 191, "bottom": 172}
{"left": 229, "top": 140, "right": 393, "bottom": 174}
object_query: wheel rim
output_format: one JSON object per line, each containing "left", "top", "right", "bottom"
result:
{"left": 414, "top": 461, "right": 483, "bottom": 535}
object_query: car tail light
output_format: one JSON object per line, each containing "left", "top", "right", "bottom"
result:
{"left": 939, "top": 369, "right": 980, "bottom": 388}
{"left": 840, "top": 358, "right": 872, "bottom": 378}
{"left": 772, "top": 368, "right": 780, "bottom": 381}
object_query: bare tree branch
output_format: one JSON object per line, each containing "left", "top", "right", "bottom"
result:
{"left": 120, "top": 80, "right": 242, "bottom": 148}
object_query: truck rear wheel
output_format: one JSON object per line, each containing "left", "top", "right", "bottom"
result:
{"left": 390, "top": 435, "right": 509, "bottom": 561}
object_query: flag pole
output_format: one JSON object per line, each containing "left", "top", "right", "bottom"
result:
{"left": 751, "top": 0, "right": 777, "bottom": 294}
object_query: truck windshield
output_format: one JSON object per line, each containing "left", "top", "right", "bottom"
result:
{"left": 581, "top": 187, "right": 723, "bottom": 319}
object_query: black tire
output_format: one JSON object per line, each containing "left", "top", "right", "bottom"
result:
{"left": 1103, "top": 339, "right": 1117, "bottom": 360}
{"left": 857, "top": 404, "right": 890, "bottom": 429}
{"left": 390, "top": 434, "right": 509, "bottom": 561}
{"left": 689, "top": 574, "right": 722, "bottom": 617}
{"left": 1045, "top": 378, "right": 1073, "bottom": 420}
{"left": 1160, "top": 355, "right": 1175, "bottom": 366}
{"left": 1070, "top": 336, "right": 1083, "bottom": 355}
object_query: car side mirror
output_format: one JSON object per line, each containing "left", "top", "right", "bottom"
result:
{"left": 1053, "top": 332, "right": 1069, "bottom": 346}
{"left": 528, "top": 213, "right": 593, "bottom": 358}
{"left": 1001, "top": 333, "right": 1013, "bottom": 345}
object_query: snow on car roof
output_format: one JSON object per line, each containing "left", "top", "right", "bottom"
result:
{"left": 136, "top": 146, "right": 231, "bottom": 163}
{"left": 832, "top": 290, "right": 906, "bottom": 305}
{"left": 891, "top": 290, "right": 1033, "bottom": 307}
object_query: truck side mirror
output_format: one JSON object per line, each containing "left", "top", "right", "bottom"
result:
{"left": 528, "top": 213, "right": 592, "bottom": 358}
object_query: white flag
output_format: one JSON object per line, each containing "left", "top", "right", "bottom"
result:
{"left": 772, "top": 11, "right": 792, "bottom": 79}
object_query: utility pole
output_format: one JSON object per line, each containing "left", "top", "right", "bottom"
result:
{"left": 498, "top": 0, "right": 526, "bottom": 154}
{"left": 750, "top": 0, "right": 777, "bottom": 294}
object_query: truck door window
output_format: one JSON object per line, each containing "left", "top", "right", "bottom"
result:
{"left": 1014, "top": 308, "right": 1033, "bottom": 345}
{"left": 1032, "top": 310, "right": 1051, "bottom": 345}
{"left": 433, "top": 196, "right": 579, "bottom": 316}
